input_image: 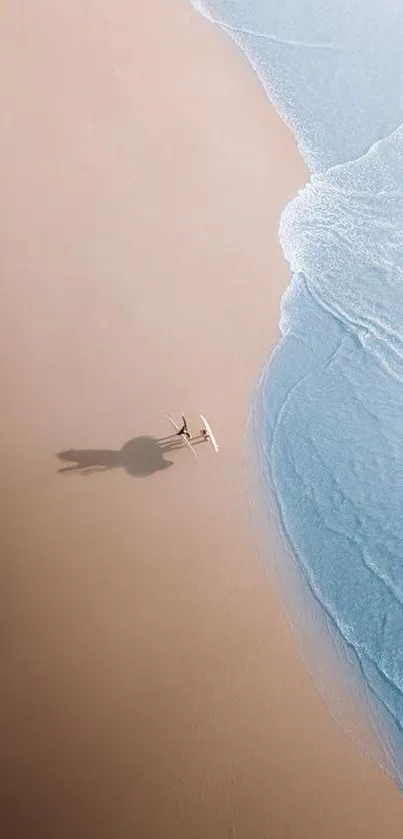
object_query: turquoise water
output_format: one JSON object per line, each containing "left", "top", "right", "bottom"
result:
{"left": 191, "top": 0, "right": 403, "bottom": 786}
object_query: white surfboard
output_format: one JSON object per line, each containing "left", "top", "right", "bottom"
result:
{"left": 165, "top": 414, "right": 198, "bottom": 459}
{"left": 200, "top": 414, "right": 219, "bottom": 453}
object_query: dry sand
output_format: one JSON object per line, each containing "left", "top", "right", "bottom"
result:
{"left": 1, "top": 1, "right": 402, "bottom": 836}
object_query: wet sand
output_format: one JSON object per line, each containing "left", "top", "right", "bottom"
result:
{"left": 1, "top": 1, "right": 402, "bottom": 836}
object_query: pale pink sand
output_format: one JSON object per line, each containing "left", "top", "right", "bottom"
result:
{"left": 1, "top": 1, "right": 402, "bottom": 836}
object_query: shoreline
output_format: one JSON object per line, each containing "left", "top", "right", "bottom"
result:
{"left": 1, "top": 1, "right": 403, "bottom": 836}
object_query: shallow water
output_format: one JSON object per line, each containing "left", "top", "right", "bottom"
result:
{"left": 191, "top": 0, "right": 403, "bottom": 787}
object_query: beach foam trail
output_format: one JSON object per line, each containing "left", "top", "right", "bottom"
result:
{"left": 191, "top": 0, "right": 403, "bottom": 787}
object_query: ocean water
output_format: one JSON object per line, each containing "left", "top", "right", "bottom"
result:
{"left": 191, "top": 0, "right": 403, "bottom": 787}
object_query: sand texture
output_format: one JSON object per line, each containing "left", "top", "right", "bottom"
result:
{"left": 1, "top": 1, "right": 402, "bottom": 836}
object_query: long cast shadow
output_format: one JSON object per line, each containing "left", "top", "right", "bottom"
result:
{"left": 56, "top": 434, "right": 203, "bottom": 479}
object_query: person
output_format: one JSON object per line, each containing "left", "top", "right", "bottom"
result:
{"left": 200, "top": 428, "right": 209, "bottom": 442}
{"left": 176, "top": 414, "right": 190, "bottom": 439}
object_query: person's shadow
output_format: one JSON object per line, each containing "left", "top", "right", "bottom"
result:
{"left": 56, "top": 434, "right": 201, "bottom": 478}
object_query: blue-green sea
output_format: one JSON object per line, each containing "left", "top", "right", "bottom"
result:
{"left": 191, "top": 0, "right": 403, "bottom": 788}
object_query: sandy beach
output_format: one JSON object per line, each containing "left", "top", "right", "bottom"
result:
{"left": 1, "top": 1, "right": 403, "bottom": 836}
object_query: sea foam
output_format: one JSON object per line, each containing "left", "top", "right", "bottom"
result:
{"left": 191, "top": 0, "right": 403, "bottom": 787}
